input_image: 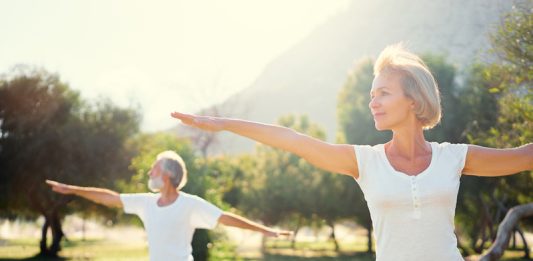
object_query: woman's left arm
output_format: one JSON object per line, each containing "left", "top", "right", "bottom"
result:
{"left": 463, "top": 143, "right": 533, "bottom": 177}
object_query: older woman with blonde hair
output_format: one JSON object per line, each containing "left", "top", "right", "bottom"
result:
{"left": 171, "top": 43, "right": 532, "bottom": 261}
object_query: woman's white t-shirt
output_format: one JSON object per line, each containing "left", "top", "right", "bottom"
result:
{"left": 354, "top": 142, "right": 468, "bottom": 261}
{"left": 120, "top": 192, "right": 223, "bottom": 261}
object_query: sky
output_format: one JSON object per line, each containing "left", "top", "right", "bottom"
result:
{"left": 0, "top": 0, "right": 350, "bottom": 132}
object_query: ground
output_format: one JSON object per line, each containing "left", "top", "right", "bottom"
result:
{"left": 0, "top": 217, "right": 530, "bottom": 260}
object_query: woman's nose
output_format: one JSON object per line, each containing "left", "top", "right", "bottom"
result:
{"left": 369, "top": 97, "right": 379, "bottom": 109}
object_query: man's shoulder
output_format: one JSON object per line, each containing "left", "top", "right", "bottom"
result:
{"left": 179, "top": 191, "right": 201, "bottom": 200}
{"left": 120, "top": 192, "right": 158, "bottom": 200}
{"left": 178, "top": 192, "right": 210, "bottom": 204}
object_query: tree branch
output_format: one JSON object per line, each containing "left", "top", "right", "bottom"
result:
{"left": 479, "top": 203, "right": 533, "bottom": 261}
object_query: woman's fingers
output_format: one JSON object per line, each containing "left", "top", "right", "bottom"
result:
{"left": 171, "top": 111, "right": 222, "bottom": 131}
{"left": 170, "top": 112, "right": 195, "bottom": 125}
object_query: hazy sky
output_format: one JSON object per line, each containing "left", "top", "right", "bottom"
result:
{"left": 0, "top": 0, "right": 350, "bottom": 131}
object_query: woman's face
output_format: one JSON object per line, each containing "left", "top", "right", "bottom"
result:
{"left": 369, "top": 72, "right": 415, "bottom": 131}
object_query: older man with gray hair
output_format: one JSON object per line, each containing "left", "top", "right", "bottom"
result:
{"left": 46, "top": 150, "right": 291, "bottom": 261}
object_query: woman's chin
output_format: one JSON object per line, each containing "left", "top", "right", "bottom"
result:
{"left": 374, "top": 123, "right": 390, "bottom": 131}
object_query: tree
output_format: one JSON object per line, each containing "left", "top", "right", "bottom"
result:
{"left": 336, "top": 59, "right": 385, "bottom": 252}
{"left": 0, "top": 67, "right": 140, "bottom": 257}
{"left": 460, "top": 3, "right": 533, "bottom": 258}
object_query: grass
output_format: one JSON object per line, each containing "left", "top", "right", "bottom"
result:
{"left": 0, "top": 238, "right": 530, "bottom": 261}
{"left": 0, "top": 238, "right": 148, "bottom": 261}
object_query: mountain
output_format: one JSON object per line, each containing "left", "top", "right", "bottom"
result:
{"left": 175, "top": 0, "right": 515, "bottom": 155}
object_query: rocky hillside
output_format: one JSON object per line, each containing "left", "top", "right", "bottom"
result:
{"left": 176, "top": 0, "right": 515, "bottom": 155}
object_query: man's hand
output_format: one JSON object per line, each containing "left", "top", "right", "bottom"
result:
{"left": 218, "top": 212, "right": 294, "bottom": 238}
{"left": 46, "top": 180, "right": 76, "bottom": 195}
{"left": 264, "top": 229, "right": 294, "bottom": 238}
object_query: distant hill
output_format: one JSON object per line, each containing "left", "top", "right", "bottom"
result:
{"left": 173, "top": 0, "right": 514, "bottom": 155}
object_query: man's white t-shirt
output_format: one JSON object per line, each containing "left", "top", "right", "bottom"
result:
{"left": 354, "top": 142, "right": 468, "bottom": 261}
{"left": 120, "top": 192, "right": 223, "bottom": 261}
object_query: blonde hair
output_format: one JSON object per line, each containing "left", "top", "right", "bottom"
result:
{"left": 156, "top": 150, "right": 188, "bottom": 190}
{"left": 374, "top": 43, "right": 441, "bottom": 129}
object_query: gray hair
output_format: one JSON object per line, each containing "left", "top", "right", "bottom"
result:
{"left": 156, "top": 150, "right": 188, "bottom": 190}
{"left": 374, "top": 43, "right": 442, "bottom": 129}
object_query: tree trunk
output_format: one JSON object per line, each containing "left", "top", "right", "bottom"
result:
{"left": 475, "top": 197, "right": 494, "bottom": 254}
{"left": 327, "top": 221, "right": 339, "bottom": 252}
{"left": 291, "top": 226, "right": 300, "bottom": 249}
{"left": 366, "top": 222, "right": 373, "bottom": 253}
{"left": 28, "top": 185, "right": 71, "bottom": 258}
{"left": 261, "top": 234, "right": 266, "bottom": 253}
{"left": 49, "top": 211, "right": 64, "bottom": 256}
{"left": 39, "top": 217, "right": 50, "bottom": 256}
{"left": 515, "top": 227, "right": 530, "bottom": 259}
{"left": 456, "top": 235, "right": 472, "bottom": 257}
{"left": 479, "top": 203, "right": 533, "bottom": 261}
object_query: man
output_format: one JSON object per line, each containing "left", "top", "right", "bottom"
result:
{"left": 46, "top": 150, "right": 291, "bottom": 261}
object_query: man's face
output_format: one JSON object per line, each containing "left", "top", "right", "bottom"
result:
{"left": 148, "top": 160, "right": 165, "bottom": 192}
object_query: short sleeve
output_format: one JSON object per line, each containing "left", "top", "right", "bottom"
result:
{"left": 353, "top": 145, "right": 373, "bottom": 184}
{"left": 441, "top": 143, "right": 468, "bottom": 176}
{"left": 190, "top": 196, "right": 223, "bottom": 229}
{"left": 120, "top": 193, "right": 151, "bottom": 216}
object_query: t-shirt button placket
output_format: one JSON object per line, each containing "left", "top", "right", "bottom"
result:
{"left": 411, "top": 176, "right": 421, "bottom": 219}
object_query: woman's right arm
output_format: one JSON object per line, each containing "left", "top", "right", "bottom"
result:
{"left": 171, "top": 112, "right": 359, "bottom": 177}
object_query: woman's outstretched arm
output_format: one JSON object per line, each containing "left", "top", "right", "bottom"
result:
{"left": 171, "top": 112, "right": 359, "bottom": 177}
{"left": 463, "top": 143, "right": 533, "bottom": 177}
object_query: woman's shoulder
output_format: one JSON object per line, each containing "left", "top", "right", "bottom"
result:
{"left": 353, "top": 143, "right": 384, "bottom": 151}
{"left": 353, "top": 143, "right": 385, "bottom": 160}
{"left": 431, "top": 142, "right": 468, "bottom": 159}
{"left": 431, "top": 141, "right": 468, "bottom": 149}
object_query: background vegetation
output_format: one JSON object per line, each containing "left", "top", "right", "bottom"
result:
{"left": 0, "top": 3, "right": 531, "bottom": 261}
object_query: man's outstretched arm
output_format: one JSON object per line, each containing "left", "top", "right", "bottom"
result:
{"left": 218, "top": 212, "right": 292, "bottom": 237}
{"left": 46, "top": 180, "right": 123, "bottom": 208}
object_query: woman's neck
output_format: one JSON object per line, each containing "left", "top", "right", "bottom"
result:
{"left": 388, "top": 124, "right": 429, "bottom": 159}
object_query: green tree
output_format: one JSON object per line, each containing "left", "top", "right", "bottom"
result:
{"left": 337, "top": 58, "right": 390, "bottom": 146}
{"left": 0, "top": 67, "right": 140, "bottom": 257}
{"left": 456, "top": 4, "right": 532, "bottom": 257}
{"left": 422, "top": 54, "right": 466, "bottom": 143}
{"left": 336, "top": 59, "right": 384, "bottom": 252}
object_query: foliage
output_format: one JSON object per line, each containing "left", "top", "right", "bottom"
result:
{"left": 454, "top": 3, "right": 532, "bottom": 255}
{"left": 0, "top": 66, "right": 140, "bottom": 256}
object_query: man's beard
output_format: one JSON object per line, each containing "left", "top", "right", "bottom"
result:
{"left": 148, "top": 175, "right": 164, "bottom": 192}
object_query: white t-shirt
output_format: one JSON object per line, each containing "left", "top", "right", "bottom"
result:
{"left": 120, "top": 192, "right": 223, "bottom": 261}
{"left": 354, "top": 142, "right": 468, "bottom": 261}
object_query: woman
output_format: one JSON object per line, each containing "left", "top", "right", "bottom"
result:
{"left": 171, "top": 44, "right": 532, "bottom": 261}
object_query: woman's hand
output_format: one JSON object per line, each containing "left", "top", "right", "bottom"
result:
{"left": 171, "top": 112, "right": 225, "bottom": 132}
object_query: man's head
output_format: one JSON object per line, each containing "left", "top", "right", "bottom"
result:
{"left": 147, "top": 151, "right": 188, "bottom": 192}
